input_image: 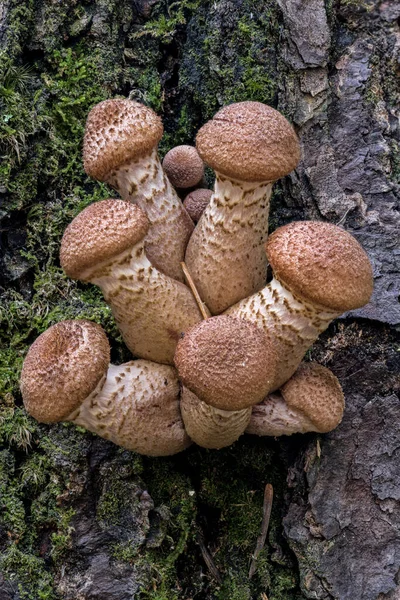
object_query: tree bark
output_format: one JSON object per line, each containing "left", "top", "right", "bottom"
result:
{"left": 0, "top": 0, "right": 399, "bottom": 599}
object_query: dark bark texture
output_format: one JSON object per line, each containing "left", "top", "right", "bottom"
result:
{"left": 0, "top": 0, "right": 399, "bottom": 599}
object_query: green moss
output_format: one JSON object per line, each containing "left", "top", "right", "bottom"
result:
{"left": 0, "top": 546, "right": 56, "bottom": 600}
{"left": 179, "top": 0, "right": 279, "bottom": 125}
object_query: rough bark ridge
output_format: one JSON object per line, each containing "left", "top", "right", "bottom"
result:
{"left": 0, "top": 0, "right": 399, "bottom": 599}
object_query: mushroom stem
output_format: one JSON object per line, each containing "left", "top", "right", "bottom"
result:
{"left": 108, "top": 149, "right": 194, "bottom": 281}
{"left": 185, "top": 176, "right": 273, "bottom": 314}
{"left": 80, "top": 241, "right": 203, "bottom": 365}
{"left": 246, "top": 363, "right": 345, "bottom": 436}
{"left": 226, "top": 277, "right": 339, "bottom": 389}
{"left": 246, "top": 392, "right": 317, "bottom": 436}
{"left": 181, "top": 261, "right": 210, "bottom": 320}
{"left": 180, "top": 387, "right": 251, "bottom": 449}
{"left": 68, "top": 361, "right": 191, "bottom": 456}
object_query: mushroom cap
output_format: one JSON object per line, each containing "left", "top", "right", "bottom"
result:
{"left": 174, "top": 315, "right": 277, "bottom": 411}
{"left": 266, "top": 221, "right": 373, "bottom": 312}
{"left": 280, "top": 362, "right": 345, "bottom": 433}
{"left": 83, "top": 99, "right": 163, "bottom": 181}
{"left": 183, "top": 188, "right": 212, "bottom": 223}
{"left": 162, "top": 145, "right": 204, "bottom": 189}
{"left": 60, "top": 199, "right": 149, "bottom": 280}
{"left": 21, "top": 320, "right": 110, "bottom": 423}
{"left": 196, "top": 101, "right": 300, "bottom": 182}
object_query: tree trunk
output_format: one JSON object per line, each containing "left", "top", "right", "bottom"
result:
{"left": 0, "top": 0, "right": 399, "bottom": 599}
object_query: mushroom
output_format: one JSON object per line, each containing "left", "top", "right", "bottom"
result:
{"left": 246, "top": 362, "right": 345, "bottom": 436}
{"left": 180, "top": 387, "right": 251, "bottom": 450}
{"left": 162, "top": 145, "right": 204, "bottom": 189}
{"left": 226, "top": 221, "right": 373, "bottom": 389}
{"left": 83, "top": 99, "right": 194, "bottom": 282}
{"left": 20, "top": 320, "right": 191, "bottom": 456}
{"left": 185, "top": 101, "right": 301, "bottom": 314}
{"left": 174, "top": 315, "right": 277, "bottom": 448}
{"left": 183, "top": 189, "right": 212, "bottom": 223}
{"left": 60, "top": 199, "right": 203, "bottom": 365}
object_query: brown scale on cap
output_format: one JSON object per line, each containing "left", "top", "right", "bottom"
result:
{"left": 180, "top": 387, "right": 251, "bottom": 449}
{"left": 83, "top": 99, "right": 163, "bottom": 182}
{"left": 174, "top": 315, "right": 277, "bottom": 411}
{"left": 183, "top": 189, "right": 212, "bottom": 223}
{"left": 60, "top": 199, "right": 149, "bottom": 280}
{"left": 20, "top": 320, "right": 110, "bottom": 423}
{"left": 60, "top": 200, "right": 202, "bottom": 365}
{"left": 267, "top": 221, "right": 374, "bottom": 312}
{"left": 246, "top": 363, "right": 345, "bottom": 436}
{"left": 162, "top": 145, "right": 204, "bottom": 189}
{"left": 185, "top": 101, "right": 301, "bottom": 314}
{"left": 226, "top": 221, "right": 373, "bottom": 390}
{"left": 21, "top": 320, "right": 191, "bottom": 456}
{"left": 83, "top": 99, "right": 194, "bottom": 282}
{"left": 196, "top": 101, "right": 300, "bottom": 182}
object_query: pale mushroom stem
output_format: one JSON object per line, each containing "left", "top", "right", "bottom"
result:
{"left": 180, "top": 387, "right": 252, "bottom": 450}
{"left": 80, "top": 241, "right": 203, "bottom": 365}
{"left": 107, "top": 149, "right": 194, "bottom": 282}
{"left": 226, "top": 277, "right": 340, "bottom": 389}
{"left": 246, "top": 393, "right": 316, "bottom": 436}
{"left": 66, "top": 361, "right": 190, "bottom": 456}
{"left": 184, "top": 174, "right": 273, "bottom": 315}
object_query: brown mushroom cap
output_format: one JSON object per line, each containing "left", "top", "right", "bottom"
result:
{"left": 21, "top": 320, "right": 110, "bottom": 423}
{"left": 174, "top": 315, "right": 277, "bottom": 411}
{"left": 196, "top": 101, "right": 300, "bottom": 182}
{"left": 280, "top": 362, "right": 345, "bottom": 433}
{"left": 83, "top": 99, "right": 163, "bottom": 181}
{"left": 60, "top": 199, "right": 149, "bottom": 280}
{"left": 266, "top": 221, "right": 374, "bottom": 312}
{"left": 162, "top": 145, "right": 204, "bottom": 189}
{"left": 183, "top": 189, "right": 212, "bottom": 223}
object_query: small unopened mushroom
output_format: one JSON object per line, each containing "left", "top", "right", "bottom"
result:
{"left": 246, "top": 363, "right": 345, "bottom": 436}
{"left": 226, "top": 221, "right": 373, "bottom": 389}
{"left": 60, "top": 200, "right": 203, "bottom": 365}
{"left": 162, "top": 145, "right": 204, "bottom": 189}
{"left": 185, "top": 101, "right": 301, "bottom": 314}
{"left": 20, "top": 320, "right": 191, "bottom": 456}
{"left": 83, "top": 99, "right": 194, "bottom": 282}
{"left": 174, "top": 316, "right": 277, "bottom": 448}
{"left": 183, "top": 189, "right": 212, "bottom": 223}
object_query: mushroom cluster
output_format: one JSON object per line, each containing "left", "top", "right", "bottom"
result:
{"left": 20, "top": 99, "right": 374, "bottom": 456}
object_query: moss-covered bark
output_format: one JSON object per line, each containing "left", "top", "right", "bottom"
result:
{"left": 1, "top": 0, "right": 399, "bottom": 598}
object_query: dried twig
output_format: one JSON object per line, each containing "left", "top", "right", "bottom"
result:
{"left": 197, "top": 529, "right": 222, "bottom": 584}
{"left": 181, "top": 261, "right": 210, "bottom": 320}
{"left": 249, "top": 483, "right": 273, "bottom": 579}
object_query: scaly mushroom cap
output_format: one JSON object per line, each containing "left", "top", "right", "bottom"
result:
{"left": 174, "top": 315, "right": 277, "bottom": 411}
{"left": 60, "top": 199, "right": 149, "bottom": 280}
{"left": 280, "top": 362, "right": 345, "bottom": 433}
{"left": 267, "top": 221, "right": 374, "bottom": 312}
{"left": 83, "top": 99, "right": 163, "bottom": 181}
{"left": 196, "top": 101, "right": 300, "bottom": 182}
{"left": 21, "top": 320, "right": 110, "bottom": 423}
{"left": 162, "top": 145, "right": 204, "bottom": 189}
{"left": 183, "top": 188, "right": 212, "bottom": 223}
